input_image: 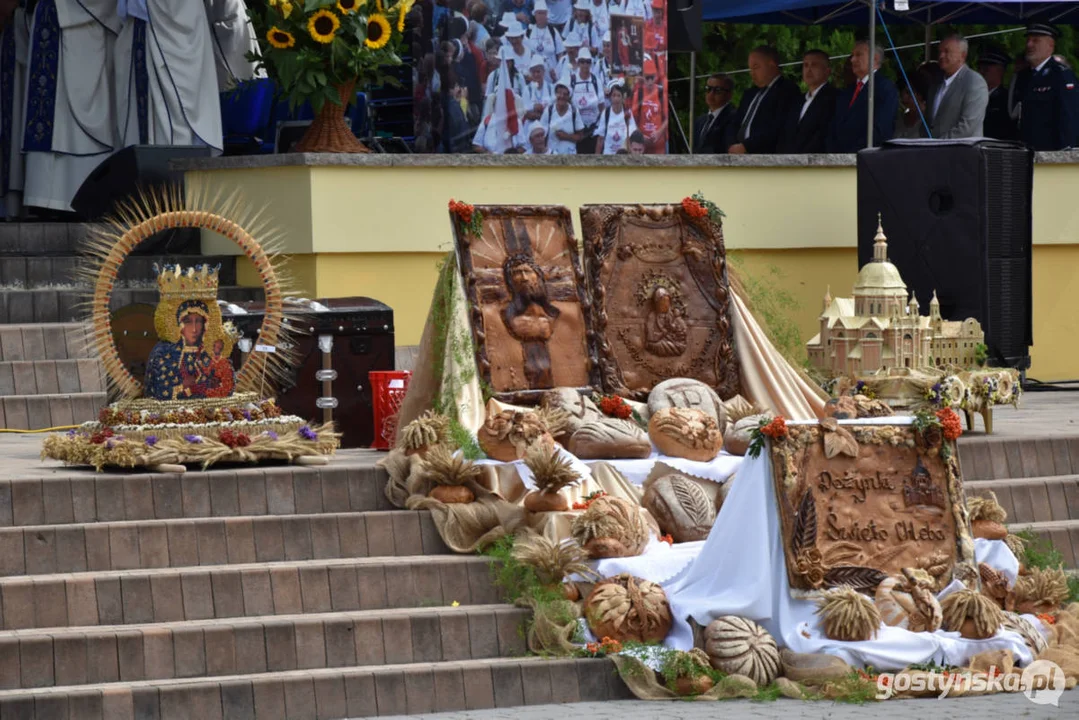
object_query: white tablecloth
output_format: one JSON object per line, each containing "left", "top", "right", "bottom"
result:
{"left": 660, "top": 444, "right": 1036, "bottom": 670}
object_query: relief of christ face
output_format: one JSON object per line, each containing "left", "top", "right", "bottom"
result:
{"left": 510, "top": 262, "right": 542, "bottom": 299}
{"left": 502, "top": 255, "right": 560, "bottom": 344}
{"left": 180, "top": 313, "right": 206, "bottom": 347}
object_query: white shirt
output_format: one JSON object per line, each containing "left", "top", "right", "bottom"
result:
{"left": 800, "top": 84, "right": 825, "bottom": 120}
{"left": 1033, "top": 56, "right": 1052, "bottom": 74}
{"left": 527, "top": 24, "right": 564, "bottom": 78}
{"left": 525, "top": 80, "right": 554, "bottom": 113}
{"left": 544, "top": 103, "right": 582, "bottom": 153}
{"left": 595, "top": 105, "right": 638, "bottom": 153}
{"left": 932, "top": 66, "right": 961, "bottom": 117}
{"left": 571, "top": 72, "right": 602, "bottom": 126}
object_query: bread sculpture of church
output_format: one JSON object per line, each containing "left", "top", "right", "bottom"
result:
{"left": 806, "top": 218, "right": 984, "bottom": 378}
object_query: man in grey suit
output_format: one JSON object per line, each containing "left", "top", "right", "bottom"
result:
{"left": 928, "top": 34, "right": 989, "bottom": 138}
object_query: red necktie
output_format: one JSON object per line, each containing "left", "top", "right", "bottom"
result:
{"left": 849, "top": 80, "right": 864, "bottom": 109}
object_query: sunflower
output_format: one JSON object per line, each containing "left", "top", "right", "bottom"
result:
{"left": 365, "top": 14, "right": 392, "bottom": 49}
{"left": 267, "top": 26, "right": 296, "bottom": 49}
{"left": 308, "top": 9, "right": 340, "bottom": 44}
{"left": 337, "top": 0, "right": 363, "bottom": 12}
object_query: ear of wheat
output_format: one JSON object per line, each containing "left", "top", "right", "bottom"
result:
{"left": 422, "top": 445, "right": 482, "bottom": 487}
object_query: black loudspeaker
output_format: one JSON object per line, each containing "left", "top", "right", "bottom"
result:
{"left": 71, "top": 145, "right": 214, "bottom": 220}
{"left": 667, "top": 0, "right": 702, "bottom": 53}
{"left": 857, "top": 138, "right": 1034, "bottom": 370}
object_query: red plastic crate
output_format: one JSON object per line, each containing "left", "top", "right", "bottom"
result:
{"left": 369, "top": 370, "right": 411, "bottom": 450}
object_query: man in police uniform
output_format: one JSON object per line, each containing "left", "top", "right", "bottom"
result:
{"left": 978, "top": 47, "right": 1017, "bottom": 140}
{"left": 1019, "top": 23, "right": 1078, "bottom": 150}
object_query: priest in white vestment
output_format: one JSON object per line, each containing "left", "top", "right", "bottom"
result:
{"left": 21, "top": 0, "right": 119, "bottom": 212}
{"left": 205, "top": 0, "right": 261, "bottom": 91}
{"left": 114, "top": 0, "right": 222, "bottom": 151}
{"left": 0, "top": 0, "right": 30, "bottom": 217}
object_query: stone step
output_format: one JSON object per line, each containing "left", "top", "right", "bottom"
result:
{"left": 0, "top": 323, "right": 93, "bottom": 361}
{"left": 0, "top": 555, "right": 497, "bottom": 630}
{"left": 0, "top": 656, "right": 625, "bottom": 719}
{"left": 0, "top": 359, "right": 105, "bottom": 397}
{"left": 0, "top": 254, "right": 237, "bottom": 290}
{"left": 0, "top": 511, "right": 450, "bottom": 577}
{"left": 0, "top": 223, "right": 93, "bottom": 256}
{"left": 0, "top": 604, "right": 528, "bottom": 690}
{"left": 958, "top": 436, "right": 1079, "bottom": 481}
{"left": 966, "top": 475, "right": 1079, "bottom": 526}
{"left": 0, "top": 223, "right": 203, "bottom": 257}
{"left": 0, "top": 392, "right": 107, "bottom": 430}
{"left": 0, "top": 286, "right": 262, "bottom": 324}
{"left": 1006, "top": 520, "right": 1079, "bottom": 570}
{"left": 0, "top": 463, "right": 390, "bottom": 527}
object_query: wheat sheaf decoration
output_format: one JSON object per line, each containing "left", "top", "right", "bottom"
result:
{"left": 77, "top": 183, "right": 302, "bottom": 400}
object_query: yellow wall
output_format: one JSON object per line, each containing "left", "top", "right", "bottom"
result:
{"left": 188, "top": 161, "right": 1079, "bottom": 381}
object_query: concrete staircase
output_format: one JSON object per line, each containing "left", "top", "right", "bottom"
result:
{"left": 961, "top": 435, "right": 1079, "bottom": 567}
{"left": 0, "top": 222, "right": 262, "bottom": 429}
{"left": 0, "top": 457, "right": 629, "bottom": 717}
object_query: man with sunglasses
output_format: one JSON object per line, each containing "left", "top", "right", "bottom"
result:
{"left": 693, "top": 73, "right": 736, "bottom": 153}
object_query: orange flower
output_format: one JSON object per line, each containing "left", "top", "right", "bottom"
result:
{"left": 599, "top": 395, "right": 632, "bottom": 419}
{"left": 1037, "top": 612, "right": 1057, "bottom": 626}
{"left": 681, "top": 197, "right": 708, "bottom": 218}
{"left": 935, "top": 407, "right": 963, "bottom": 441}
{"left": 448, "top": 199, "right": 474, "bottom": 223}
{"left": 760, "top": 416, "right": 788, "bottom": 438}
{"left": 661, "top": 534, "right": 674, "bottom": 545}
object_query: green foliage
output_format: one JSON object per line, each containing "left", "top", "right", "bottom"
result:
{"left": 974, "top": 343, "right": 989, "bottom": 367}
{"left": 728, "top": 253, "right": 806, "bottom": 366}
{"left": 430, "top": 255, "right": 482, "bottom": 425}
{"left": 448, "top": 417, "right": 486, "bottom": 460}
{"left": 751, "top": 682, "right": 784, "bottom": 702}
{"left": 828, "top": 671, "right": 879, "bottom": 704}
{"left": 481, "top": 535, "right": 564, "bottom": 606}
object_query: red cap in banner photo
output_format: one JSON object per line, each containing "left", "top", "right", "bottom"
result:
{"left": 644, "top": 56, "right": 658, "bottom": 76}
{"left": 651, "top": 0, "right": 664, "bottom": 8}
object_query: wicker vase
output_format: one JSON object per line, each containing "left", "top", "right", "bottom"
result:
{"left": 293, "top": 80, "right": 370, "bottom": 154}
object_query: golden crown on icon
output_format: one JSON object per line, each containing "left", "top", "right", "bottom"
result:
{"left": 154, "top": 264, "right": 221, "bottom": 302}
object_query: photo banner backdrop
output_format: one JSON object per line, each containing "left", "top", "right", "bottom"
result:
{"left": 413, "top": 0, "right": 669, "bottom": 154}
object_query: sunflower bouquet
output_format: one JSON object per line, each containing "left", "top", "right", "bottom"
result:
{"left": 248, "top": 0, "right": 414, "bottom": 152}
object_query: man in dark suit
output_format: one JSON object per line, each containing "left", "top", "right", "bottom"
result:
{"left": 693, "top": 73, "right": 736, "bottom": 153}
{"left": 826, "top": 39, "right": 899, "bottom": 152}
{"left": 1018, "top": 23, "right": 1079, "bottom": 150}
{"left": 978, "top": 47, "right": 1018, "bottom": 140}
{"left": 727, "top": 45, "right": 802, "bottom": 154}
{"left": 779, "top": 49, "right": 837, "bottom": 153}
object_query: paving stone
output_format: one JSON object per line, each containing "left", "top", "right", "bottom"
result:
{"left": 117, "top": 629, "right": 147, "bottom": 681}
{"left": 382, "top": 615, "right": 414, "bottom": 665}
{"left": 211, "top": 570, "right": 245, "bottom": 619}
{"left": 374, "top": 670, "right": 409, "bottom": 716}
{"left": 2, "top": 397, "right": 28, "bottom": 431}
{"left": 239, "top": 569, "right": 275, "bottom": 617}
{"left": 344, "top": 673, "right": 379, "bottom": 719}
{"left": 462, "top": 665, "right": 496, "bottom": 710}
{"left": 10, "top": 481, "right": 43, "bottom": 528}
{"left": 313, "top": 675, "right": 348, "bottom": 720}
{"left": 85, "top": 634, "right": 120, "bottom": 683}
{"left": 47, "top": 395, "right": 74, "bottom": 428}
{"left": 282, "top": 676, "right": 318, "bottom": 720}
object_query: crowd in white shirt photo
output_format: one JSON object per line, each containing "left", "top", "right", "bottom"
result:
{"left": 414, "top": 0, "right": 667, "bottom": 154}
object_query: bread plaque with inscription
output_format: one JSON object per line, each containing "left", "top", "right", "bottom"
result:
{"left": 769, "top": 420, "right": 977, "bottom": 596}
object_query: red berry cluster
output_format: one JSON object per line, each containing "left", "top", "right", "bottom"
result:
{"left": 598, "top": 395, "right": 633, "bottom": 420}
{"left": 681, "top": 197, "right": 708, "bottom": 219}
{"left": 90, "top": 428, "right": 115, "bottom": 445}
{"left": 218, "top": 429, "right": 252, "bottom": 449}
{"left": 760, "top": 416, "right": 788, "bottom": 438}
{"left": 448, "top": 199, "right": 474, "bottom": 223}
{"left": 935, "top": 408, "right": 963, "bottom": 441}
